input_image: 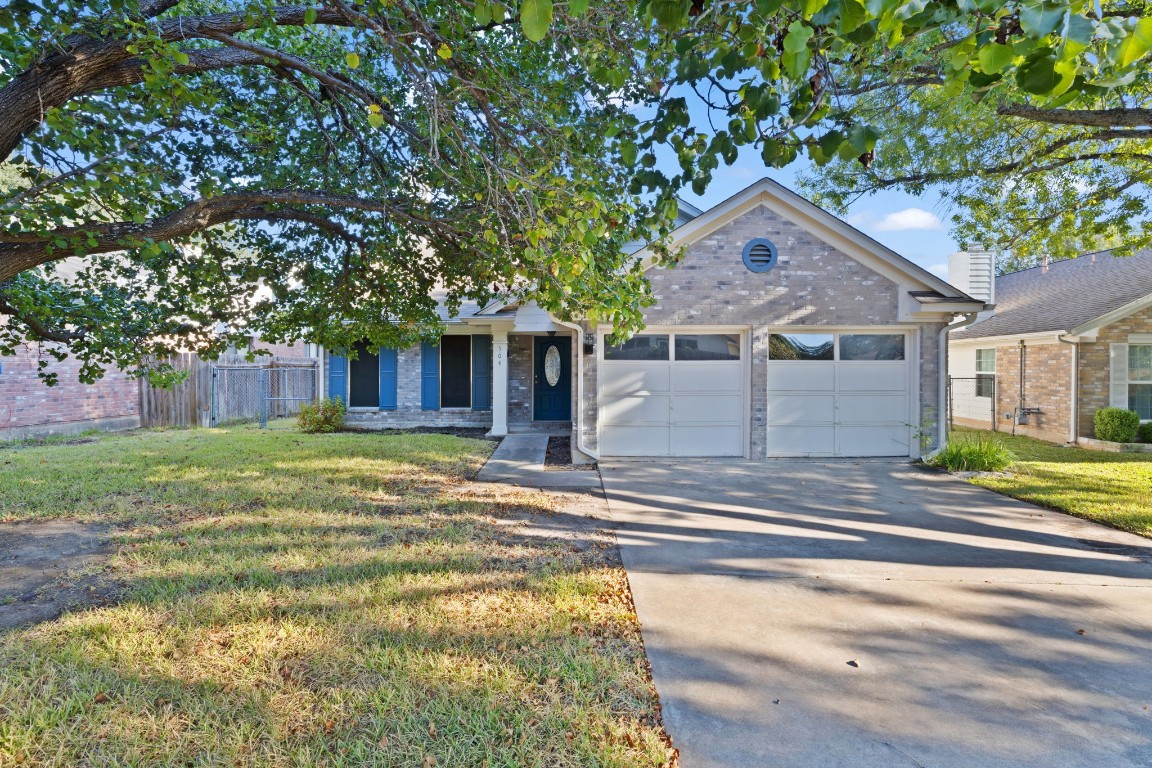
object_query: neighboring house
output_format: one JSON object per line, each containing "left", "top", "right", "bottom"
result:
{"left": 0, "top": 343, "right": 141, "bottom": 440}
{"left": 325, "top": 178, "right": 984, "bottom": 459}
{"left": 949, "top": 248, "right": 1152, "bottom": 444}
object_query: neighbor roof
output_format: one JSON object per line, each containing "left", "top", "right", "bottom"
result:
{"left": 952, "top": 249, "right": 1152, "bottom": 340}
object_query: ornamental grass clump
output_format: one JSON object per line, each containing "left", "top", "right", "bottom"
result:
{"left": 1094, "top": 408, "right": 1141, "bottom": 443}
{"left": 930, "top": 433, "right": 1015, "bottom": 472}
{"left": 297, "top": 396, "right": 346, "bottom": 433}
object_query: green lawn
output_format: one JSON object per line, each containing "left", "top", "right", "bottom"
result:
{"left": 949, "top": 429, "right": 1152, "bottom": 537}
{"left": 0, "top": 427, "right": 674, "bottom": 767}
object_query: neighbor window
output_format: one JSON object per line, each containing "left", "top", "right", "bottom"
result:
{"left": 604, "top": 334, "right": 670, "bottom": 361}
{"left": 1129, "top": 345, "right": 1152, "bottom": 420}
{"left": 839, "top": 334, "right": 905, "bottom": 361}
{"left": 674, "top": 334, "right": 740, "bottom": 361}
{"left": 768, "top": 333, "right": 834, "bottom": 361}
{"left": 975, "top": 348, "right": 995, "bottom": 398}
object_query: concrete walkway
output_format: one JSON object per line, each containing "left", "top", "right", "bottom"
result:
{"left": 602, "top": 460, "right": 1152, "bottom": 768}
{"left": 476, "top": 434, "right": 601, "bottom": 489}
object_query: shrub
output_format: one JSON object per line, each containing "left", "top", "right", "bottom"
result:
{"left": 1094, "top": 408, "right": 1140, "bottom": 443}
{"left": 929, "top": 433, "right": 1015, "bottom": 472}
{"left": 297, "top": 397, "right": 346, "bottom": 433}
{"left": 1137, "top": 422, "right": 1152, "bottom": 444}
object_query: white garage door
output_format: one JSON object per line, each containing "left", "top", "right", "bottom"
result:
{"left": 600, "top": 332, "right": 745, "bottom": 457}
{"left": 766, "top": 331, "right": 912, "bottom": 457}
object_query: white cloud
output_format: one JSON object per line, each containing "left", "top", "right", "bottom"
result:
{"left": 873, "top": 207, "right": 944, "bottom": 232}
{"left": 927, "top": 262, "right": 949, "bottom": 278}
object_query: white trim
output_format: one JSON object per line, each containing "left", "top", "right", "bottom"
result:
{"left": 632, "top": 178, "right": 971, "bottom": 299}
{"left": 950, "top": 330, "right": 1068, "bottom": 346}
{"left": 1129, "top": 333, "right": 1152, "bottom": 344}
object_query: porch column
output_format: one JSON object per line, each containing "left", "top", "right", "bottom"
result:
{"left": 489, "top": 329, "right": 509, "bottom": 437}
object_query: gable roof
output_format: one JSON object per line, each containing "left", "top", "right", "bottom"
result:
{"left": 952, "top": 249, "right": 1152, "bottom": 340}
{"left": 635, "top": 177, "right": 979, "bottom": 303}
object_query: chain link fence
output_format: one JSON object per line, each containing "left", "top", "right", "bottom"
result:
{"left": 210, "top": 362, "right": 319, "bottom": 428}
{"left": 948, "top": 376, "right": 997, "bottom": 432}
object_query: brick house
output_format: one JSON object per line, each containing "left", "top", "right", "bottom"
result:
{"left": 0, "top": 343, "right": 141, "bottom": 440}
{"left": 325, "top": 178, "right": 985, "bottom": 459}
{"left": 949, "top": 248, "right": 1152, "bottom": 443}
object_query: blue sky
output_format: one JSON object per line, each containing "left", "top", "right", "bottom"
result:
{"left": 671, "top": 148, "right": 960, "bottom": 283}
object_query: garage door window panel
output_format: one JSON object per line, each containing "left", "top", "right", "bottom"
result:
{"left": 674, "top": 334, "right": 741, "bottom": 361}
{"left": 605, "top": 335, "right": 670, "bottom": 361}
{"left": 840, "top": 334, "right": 905, "bottom": 361}
{"left": 769, "top": 334, "right": 834, "bottom": 361}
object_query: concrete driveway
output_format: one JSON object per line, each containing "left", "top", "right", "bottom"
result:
{"left": 601, "top": 460, "right": 1152, "bottom": 768}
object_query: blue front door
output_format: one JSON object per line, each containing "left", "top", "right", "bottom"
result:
{"left": 534, "top": 336, "right": 572, "bottom": 421}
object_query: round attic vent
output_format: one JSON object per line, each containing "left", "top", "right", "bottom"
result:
{"left": 742, "top": 238, "right": 778, "bottom": 273}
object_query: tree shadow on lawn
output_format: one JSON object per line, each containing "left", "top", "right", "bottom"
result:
{"left": 0, "top": 482, "right": 674, "bottom": 767}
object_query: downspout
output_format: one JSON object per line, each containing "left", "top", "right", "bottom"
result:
{"left": 554, "top": 318, "right": 600, "bottom": 461}
{"left": 1057, "top": 333, "right": 1078, "bottom": 444}
{"left": 930, "top": 313, "right": 980, "bottom": 459}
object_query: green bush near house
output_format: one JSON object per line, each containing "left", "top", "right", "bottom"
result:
{"left": 930, "top": 433, "right": 1015, "bottom": 472}
{"left": 1137, "top": 422, "right": 1152, "bottom": 444}
{"left": 1094, "top": 407, "right": 1141, "bottom": 443}
{"left": 297, "top": 396, "right": 347, "bottom": 433}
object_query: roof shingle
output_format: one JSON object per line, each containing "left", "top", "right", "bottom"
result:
{"left": 952, "top": 249, "right": 1152, "bottom": 340}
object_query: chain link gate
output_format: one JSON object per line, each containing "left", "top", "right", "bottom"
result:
{"left": 948, "top": 376, "right": 997, "bottom": 432}
{"left": 210, "top": 362, "right": 319, "bottom": 428}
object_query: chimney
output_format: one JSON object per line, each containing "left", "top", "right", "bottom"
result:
{"left": 948, "top": 245, "right": 995, "bottom": 313}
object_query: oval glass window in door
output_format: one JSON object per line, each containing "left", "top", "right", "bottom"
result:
{"left": 544, "top": 345, "right": 561, "bottom": 386}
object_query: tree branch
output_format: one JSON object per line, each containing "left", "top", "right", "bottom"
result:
{"left": 0, "top": 189, "right": 418, "bottom": 281}
{"left": 996, "top": 104, "right": 1152, "bottom": 128}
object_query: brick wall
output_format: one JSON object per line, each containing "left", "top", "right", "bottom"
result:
{"left": 993, "top": 341, "right": 1073, "bottom": 444}
{"left": 0, "top": 343, "right": 141, "bottom": 438}
{"left": 508, "top": 335, "right": 534, "bottom": 425}
{"left": 580, "top": 204, "right": 948, "bottom": 458}
{"left": 1078, "top": 304, "right": 1152, "bottom": 437}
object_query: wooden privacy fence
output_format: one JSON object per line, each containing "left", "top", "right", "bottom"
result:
{"left": 139, "top": 354, "right": 318, "bottom": 428}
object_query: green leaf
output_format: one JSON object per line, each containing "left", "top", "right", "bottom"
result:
{"left": 803, "top": 0, "right": 830, "bottom": 16}
{"left": 619, "top": 139, "right": 638, "bottom": 166}
{"left": 1015, "top": 49, "right": 1062, "bottom": 94}
{"left": 782, "top": 21, "right": 814, "bottom": 79}
{"left": 520, "top": 0, "right": 553, "bottom": 41}
{"left": 977, "top": 43, "right": 1014, "bottom": 74}
{"left": 367, "top": 112, "right": 384, "bottom": 128}
{"left": 847, "top": 123, "right": 879, "bottom": 153}
{"left": 569, "top": 0, "right": 590, "bottom": 16}
{"left": 475, "top": 0, "right": 492, "bottom": 25}
{"left": 304, "top": 7, "right": 317, "bottom": 25}
{"left": 436, "top": 43, "right": 453, "bottom": 59}
{"left": 649, "top": 0, "right": 687, "bottom": 30}
{"left": 1113, "top": 17, "right": 1152, "bottom": 68}
{"left": 1019, "top": 2, "right": 1066, "bottom": 38}
{"left": 345, "top": 52, "right": 360, "bottom": 69}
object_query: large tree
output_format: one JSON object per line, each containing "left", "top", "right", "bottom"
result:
{"left": 4, "top": 1, "right": 1151, "bottom": 383}
{"left": 632, "top": 0, "right": 1152, "bottom": 272}
{"left": 0, "top": 0, "right": 673, "bottom": 384}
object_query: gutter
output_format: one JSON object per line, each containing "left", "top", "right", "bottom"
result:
{"left": 1057, "top": 332, "right": 1078, "bottom": 443}
{"left": 554, "top": 318, "right": 600, "bottom": 461}
{"left": 929, "top": 312, "right": 981, "bottom": 459}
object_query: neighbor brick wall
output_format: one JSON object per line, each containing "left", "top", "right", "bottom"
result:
{"left": 1078, "top": 304, "right": 1152, "bottom": 437}
{"left": 0, "top": 343, "right": 141, "bottom": 437}
{"left": 581, "top": 204, "right": 948, "bottom": 458}
{"left": 993, "top": 341, "right": 1073, "bottom": 444}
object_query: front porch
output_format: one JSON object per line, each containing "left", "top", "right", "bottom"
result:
{"left": 331, "top": 322, "right": 579, "bottom": 438}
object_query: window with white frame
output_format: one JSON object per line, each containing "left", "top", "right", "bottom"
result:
{"left": 1129, "top": 345, "right": 1152, "bottom": 420}
{"left": 975, "top": 348, "right": 995, "bottom": 398}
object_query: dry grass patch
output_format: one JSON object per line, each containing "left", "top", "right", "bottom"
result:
{"left": 0, "top": 427, "right": 675, "bottom": 767}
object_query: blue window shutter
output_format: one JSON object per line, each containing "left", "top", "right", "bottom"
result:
{"left": 472, "top": 334, "right": 492, "bottom": 410}
{"left": 421, "top": 341, "right": 440, "bottom": 410}
{"left": 327, "top": 351, "right": 347, "bottom": 403}
{"left": 378, "top": 348, "right": 397, "bottom": 410}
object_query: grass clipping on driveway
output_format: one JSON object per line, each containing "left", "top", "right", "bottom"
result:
{"left": 950, "top": 429, "right": 1152, "bottom": 538}
{"left": 0, "top": 428, "right": 674, "bottom": 767}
